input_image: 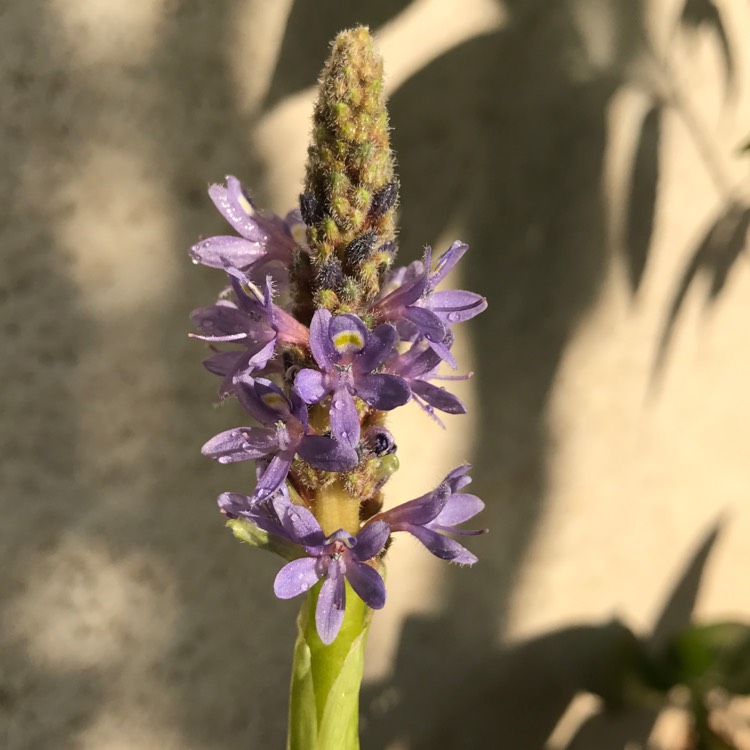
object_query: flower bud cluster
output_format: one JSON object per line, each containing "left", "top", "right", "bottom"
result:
{"left": 191, "top": 27, "right": 487, "bottom": 644}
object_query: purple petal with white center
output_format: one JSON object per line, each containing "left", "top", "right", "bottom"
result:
{"left": 345, "top": 562, "right": 386, "bottom": 610}
{"left": 410, "top": 380, "right": 466, "bottom": 414}
{"left": 407, "top": 524, "right": 478, "bottom": 565}
{"left": 316, "top": 562, "right": 346, "bottom": 645}
{"left": 190, "top": 235, "right": 265, "bottom": 269}
{"left": 252, "top": 453, "right": 293, "bottom": 500}
{"left": 329, "top": 314, "right": 368, "bottom": 356}
{"left": 433, "top": 493, "right": 485, "bottom": 526}
{"left": 430, "top": 241, "right": 468, "bottom": 287}
{"left": 356, "top": 324, "right": 399, "bottom": 373}
{"left": 355, "top": 373, "right": 411, "bottom": 411}
{"left": 329, "top": 379, "right": 360, "bottom": 448}
{"left": 402, "top": 306, "right": 446, "bottom": 344}
{"left": 353, "top": 521, "right": 390, "bottom": 561}
{"left": 294, "top": 368, "right": 328, "bottom": 404}
{"left": 274, "top": 557, "right": 322, "bottom": 599}
{"left": 309, "top": 308, "right": 336, "bottom": 370}
{"left": 430, "top": 290, "right": 488, "bottom": 324}
{"left": 201, "top": 427, "right": 277, "bottom": 463}
{"left": 297, "top": 435, "right": 359, "bottom": 472}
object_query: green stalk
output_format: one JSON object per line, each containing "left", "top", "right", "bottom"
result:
{"left": 287, "top": 582, "right": 371, "bottom": 750}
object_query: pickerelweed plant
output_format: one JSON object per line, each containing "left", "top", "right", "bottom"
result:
{"left": 190, "top": 26, "right": 487, "bottom": 750}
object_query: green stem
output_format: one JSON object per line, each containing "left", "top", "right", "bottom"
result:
{"left": 287, "top": 582, "right": 371, "bottom": 750}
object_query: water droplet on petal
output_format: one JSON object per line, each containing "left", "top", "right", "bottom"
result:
{"left": 333, "top": 399, "right": 344, "bottom": 410}
{"left": 340, "top": 431, "right": 348, "bottom": 440}
{"left": 218, "top": 456, "right": 231, "bottom": 464}
{"left": 448, "top": 312, "right": 460, "bottom": 323}
{"left": 191, "top": 258, "right": 200, "bottom": 265}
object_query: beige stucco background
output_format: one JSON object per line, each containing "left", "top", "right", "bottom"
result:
{"left": 2, "top": 0, "right": 750, "bottom": 748}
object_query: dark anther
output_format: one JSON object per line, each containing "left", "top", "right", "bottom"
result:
{"left": 343, "top": 229, "right": 377, "bottom": 268}
{"left": 299, "top": 193, "right": 323, "bottom": 226}
{"left": 370, "top": 180, "right": 399, "bottom": 217}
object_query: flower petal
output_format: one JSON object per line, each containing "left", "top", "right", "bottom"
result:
{"left": 378, "top": 486, "right": 448, "bottom": 527}
{"left": 272, "top": 496, "right": 325, "bottom": 546}
{"left": 345, "top": 561, "right": 386, "bottom": 610}
{"left": 297, "top": 435, "right": 359, "bottom": 472}
{"left": 217, "top": 491, "right": 254, "bottom": 518}
{"left": 209, "top": 176, "right": 267, "bottom": 241}
{"left": 430, "top": 241, "right": 468, "bottom": 287}
{"left": 353, "top": 521, "right": 390, "bottom": 561}
{"left": 190, "top": 304, "right": 250, "bottom": 341}
{"left": 355, "top": 373, "right": 411, "bottom": 411}
{"left": 294, "top": 368, "right": 328, "bottom": 404}
{"left": 201, "top": 427, "right": 277, "bottom": 463}
{"left": 274, "top": 557, "right": 322, "bottom": 599}
{"left": 329, "top": 314, "right": 368, "bottom": 356}
{"left": 410, "top": 380, "right": 466, "bottom": 414}
{"left": 356, "top": 323, "right": 399, "bottom": 373}
{"left": 329, "top": 379, "right": 360, "bottom": 448}
{"left": 430, "top": 290, "right": 488, "bottom": 324}
{"left": 433, "top": 493, "right": 485, "bottom": 527}
{"left": 406, "top": 524, "right": 478, "bottom": 565}
{"left": 252, "top": 453, "right": 293, "bottom": 500}
{"left": 309, "top": 308, "right": 336, "bottom": 370}
{"left": 190, "top": 235, "right": 265, "bottom": 269}
{"left": 403, "top": 306, "right": 446, "bottom": 344}
{"left": 316, "top": 563, "right": 346, "bottom": 645}
{"left": 237, "top": 377, "right": 291, "bottom": 424}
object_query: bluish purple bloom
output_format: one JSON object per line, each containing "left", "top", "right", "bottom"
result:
{"left": 190, "top": 175, "right": 305, "bottom": 275}
{"left": 373, "top": 464, "right": 485, "bottom": 565}
{"left": 387, "top": 338, "right": 468, "bottom": 426}
{"left": 294, "top": 309, "right": 411, "bottom": 448}
{"left": 371, "top": 241, "right": 487, "bottom": 367}
{"left": 202, "top": 378, "right": 358, "bottom": 499}
{"left": 219, "top": 487, "right": 388, "bottom": 645}
{"left": 191, "top": 272, "right": 308, "bottom": 395}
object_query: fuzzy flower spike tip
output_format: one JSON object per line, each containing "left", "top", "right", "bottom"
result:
{"left": 190, "top": 26, "right": 487, "bottom": 750}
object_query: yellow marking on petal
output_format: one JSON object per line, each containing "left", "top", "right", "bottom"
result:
{"left": 261, "top": 393, "right": 286, "bottom": 410}
{"left": 240, "top": 279, "right": 264, "bottom": 302}
{"left": 291, "top": 224, "right": 307, "bottom": 246}
{"left": 237, "top": 192, "right": 254, "bottom": 216}
{"left": 333, "top": 330, "right": 365, "bottom": 351}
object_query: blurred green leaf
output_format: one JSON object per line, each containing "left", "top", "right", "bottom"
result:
{"left": 666, "top": 622, "right": 750, "bottom": 694}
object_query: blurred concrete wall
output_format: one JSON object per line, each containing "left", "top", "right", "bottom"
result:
{"left": 2, "top": 0, "right": 750, "bottom": 748}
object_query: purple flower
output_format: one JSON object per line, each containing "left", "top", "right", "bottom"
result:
{"left": 274, "top": 522, "right": 389, "bottom": 645}
{"left": 387, "top": 338, "right": 469, "bottom": 426}
{"left": 190, "top": 272, "right": 308, "bottom": 395}
{"left": 190, "top": 175, "right": 304, "bottom": 274}
{"left": 294, "top": 309, "right": 411, "bottom": 448}
{"left": 373, "top": 465, "right": 485, "bottom": 565}
{"left": 371, "top": 241, "right": 487, "bottom": 367}
{"left": 219, "top": 488, "right": 388, "bottom": 644}
{"left": 202, "top": 378, "right": 358, "bottom": 499}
